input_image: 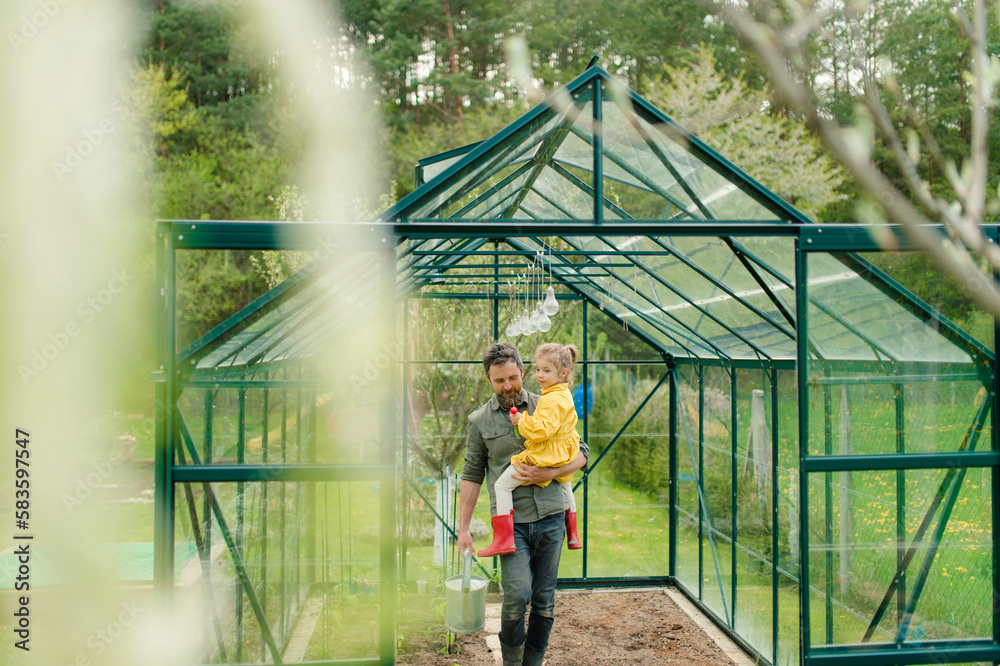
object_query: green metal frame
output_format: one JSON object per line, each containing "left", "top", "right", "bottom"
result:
{"left": 793, "top": 237, "right": 1000, "bottom": 666}
{"left": 155, "top": 221, "right": 398, "bottom": 665}
{"left": 386, "top": 225, "right": 999, "bottom": 665}
{"left": 154, "top": 62, "right": 1000, "bottom": 666}
{"left": 156, "top": 218, "right": 1000, "bottom": 665}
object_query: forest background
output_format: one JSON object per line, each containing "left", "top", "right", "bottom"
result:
{"left": 117, "top": 0, "right": 999, "bottom": 416}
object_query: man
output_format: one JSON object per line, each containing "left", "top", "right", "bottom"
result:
{"left": 457, "top": 342, "right": 589, "bottom": 666}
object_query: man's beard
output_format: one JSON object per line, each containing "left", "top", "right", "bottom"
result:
{"left": 497, "top": 390, "right": 518, "bottom": 409}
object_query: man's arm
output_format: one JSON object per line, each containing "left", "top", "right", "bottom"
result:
{"left": 457, "top": 418, "right": 487, "bottom": 554}
{"left": 456, "top": 479, "right": 483, "bottom": 555}
{"left": 511, "top": 449, "right": 587, "bottom": 485}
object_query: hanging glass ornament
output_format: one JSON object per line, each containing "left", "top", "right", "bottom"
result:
{"left": 521, "top": 309, "right": 537, "bottom": 335}
{"left": 536, "top": 307, "right": 552, "bottom": 332}
{"left": 542, "top": 285, "right": 559, "bottom": 316}
{"left": 530, "top": 303, "right": 543, "bottom": 328}
{"left": 505, "top": 317, "right": 521, "bottom": 338}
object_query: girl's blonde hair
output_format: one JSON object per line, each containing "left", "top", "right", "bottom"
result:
{"left": 534, "top": 342, "right": 579, "bottom": 384}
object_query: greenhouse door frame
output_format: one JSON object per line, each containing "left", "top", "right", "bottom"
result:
{"left": 795, "top": 224, "right": 1000, "bottom": 666}
{"left": 153, "top": 221, "right": 399, "bottom": 666}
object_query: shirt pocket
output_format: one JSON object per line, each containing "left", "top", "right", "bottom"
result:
{"left": 481, "top": 425, "right": 519, "bottom": 466}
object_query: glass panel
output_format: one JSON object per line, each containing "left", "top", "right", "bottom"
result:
{"left": 189, "top": 249, "right": 383, "bottom": 370}
{"left": 174, "top": 480, "right": 386, "bottom": 662}
{"left": 805, "top": 371, "right": 991, "bottom": 457}
{"left": 655, "top": 236, "right": 777, "bottom": 304}
{"left": 533, "top": 165, "right": 595, "bottom": 219}
{"left": 737, "top": 236, "right": 796, "bottom": 284}
{"left": 176, "top": 249, "right": 274, "bottom": 351}
{"left": 177, "top": 369, "right": 386, "bottom": 467}
{"left": 422, "top": 151, "right": 468, "bottom": 183}
{"left": 512, "top": 236, "right": 705, "bottom": 358}
{"left": 600, "top": 100, "right": 703, "bottom": 218}
{"left": 478, "top": 195, "right": 523, "bottom": 220}
{"left": 177, "top": 246, "right": 393, "bottom": 467}
{"left": 448, "top": 165, "right": 533, "bottom": 219}
{"left": 398, "top": 237, "right": 460, "bottom": 286}
{"left": 674, "top": 365, "right": 702, "bottom": 592}
{"left": 586, "top": 271, "right": 740, "bottom": 357}
{"left": 575, "top": 236, "right": 764, "bottom": 359}
{"left": 602, "top": 174, "right": 667, "bottom": 220}
{"left": 700, "top": 366, "right": 733, "bottom": 623}
{"left": 518, "top": 189, "right": 570, "bottom": 220}
{"left": 547, "top": 101, "right": 603, "bottom": 181}
{"left": 405, "top": 108, "right": 563, "bottom": 219}
{"left": 734, "top": 369, "right": 775, "bottom": 658}
{"left": 859, "top": 251, "right": 995, "bottom": 353}
{"left": 557, "top": 119, "right": 677, "bottom": 205}
{"left": 808, "top": 252, "right": 974, "bottom": 364}
{"left": 775, "top": 368, "right": 801, "bottom": 666}
{"left": 583, "top": 364, "right": 671, "bottom": 578}
{"left": 631, "top": 109, "right": 784, "bottom": 221}
{"left": 805, "top": 467, "right": 993, "bottom": 646}
{"left": 731, "top": 236, "right": 798, "bottom": 329}
{"left": 640, "top": 236, "right": 794, "bottom": 356}
{"left": 582, "top": 301, "right": 663, "bottom": 362}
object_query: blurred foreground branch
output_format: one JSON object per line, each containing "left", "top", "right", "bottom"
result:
{"left": 716, "top": 0, "right": 1000, "bottom": 318}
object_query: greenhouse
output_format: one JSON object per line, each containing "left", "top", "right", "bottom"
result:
{"left": 154, "top": 64, "right": 1000, "bottom": 665}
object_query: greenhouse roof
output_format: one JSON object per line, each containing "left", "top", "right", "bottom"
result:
{"left": 170, "top": 65, "right": 991, "bottom": 378}
{"left": 380, "top": 65, "right": 990, "bottom": 368}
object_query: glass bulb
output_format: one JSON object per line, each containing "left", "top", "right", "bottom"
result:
{"left": 530, "top": 304, "right": 542, "bottom": 327}
{"left": 537, "top": 310, "right": 552, "bottom": 332}
{"left": 521, "top": 309, "right": 537, "bottom": 334}
{"left": 542, "top": 286, "right": 559, "bottom": 316}
{"left": 505, "top": 319, "right": 520, "bottom": 338}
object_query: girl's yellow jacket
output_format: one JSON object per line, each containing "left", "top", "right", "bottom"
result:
{"left": 512, "top": 383, "right": 580, "bottom": 486}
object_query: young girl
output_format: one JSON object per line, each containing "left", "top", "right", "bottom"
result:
{"left": 478, "top": 342, "right": 582, "bottom": 556}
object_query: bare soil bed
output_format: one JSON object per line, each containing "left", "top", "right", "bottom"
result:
{"left": 397, "top": 589, "right": 738, "bottom": 665}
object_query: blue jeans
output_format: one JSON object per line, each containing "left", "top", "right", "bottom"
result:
{"left": 499, "top": 511, "right": 565, "bottom": 653}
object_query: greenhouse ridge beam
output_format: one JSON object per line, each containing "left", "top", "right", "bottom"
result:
{"left": 393, "top": 221, "right": 806, "bottom": 237}
{"left": 157, "top": 220, "right": 973, "bottom": 247}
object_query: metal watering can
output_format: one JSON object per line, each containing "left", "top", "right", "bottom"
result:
{"left": 445, "top": 551, "right": 486, "bottom": 633}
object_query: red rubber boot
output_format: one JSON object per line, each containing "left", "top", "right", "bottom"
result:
{"left": 565, "top": 510, "right": 582, "bottom": 549}
{"left": 478, "top": 510, "right": 516, "bottom": 557}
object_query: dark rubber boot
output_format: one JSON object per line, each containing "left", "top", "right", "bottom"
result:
{"left": 500, "top": 640, "right": 524, "bottom": 666}
{"left": 565, "top": 510, "right": 582, "bottom": 549}
{"left": 522, "top": 646, "right": 545, "bottom": 666}
{"left": 478, "top": 510, "right": 516, "bottom": 557}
